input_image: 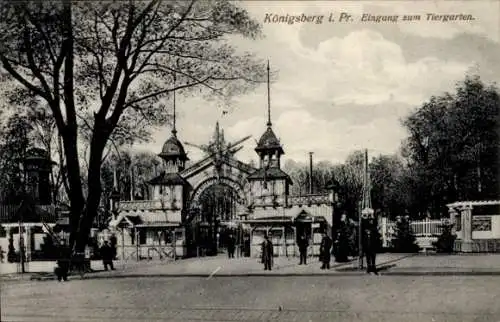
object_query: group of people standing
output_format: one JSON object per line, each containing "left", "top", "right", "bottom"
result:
{"left": 260, "top": 220, "right": 379, "bottom": 273}
{"left": 54, "top": 238, "right": 117, "bottom": 282}
{"left": 260, "top": 232, "right": 334, "bottom": 271}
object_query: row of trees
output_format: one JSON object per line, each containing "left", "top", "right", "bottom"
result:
{"left": 284, "top": 75, "right": 499, "bottom": 221}
{"left": 1, "top": 75, "right": 497, "bottom": 224}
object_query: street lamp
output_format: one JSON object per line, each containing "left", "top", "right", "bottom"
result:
{"left": 359, "top": 207, "right": 375, "bottom": 269}
{"left": 325, "top": 179, "right": 341, "bottom": 236}
{"left": 110, "top": 189, "right": 123, "bottom": 263}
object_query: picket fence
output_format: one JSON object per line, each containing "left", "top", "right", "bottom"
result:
{"left": 379, "top": 218, "right": 445, "bottom": 251}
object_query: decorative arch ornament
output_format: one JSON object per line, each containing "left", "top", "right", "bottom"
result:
{"left": 189, "top": 176, "right": 250, "bottom": 211}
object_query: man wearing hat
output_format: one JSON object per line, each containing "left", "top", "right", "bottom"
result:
{"left": 100, "top": 240, "right": 115, "bottom": 271}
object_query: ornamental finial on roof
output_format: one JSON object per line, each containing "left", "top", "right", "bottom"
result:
{"left": 267, "top": 60, "right": 272, "bottom": 127}
{"left": 172, "top": 73, "right": 177, "bottom": 137}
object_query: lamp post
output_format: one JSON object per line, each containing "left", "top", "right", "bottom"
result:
{"left": 110, "top": 189, "right": 121, "bottom": 262}
{"left": 309, "top": 152, "right": 314, "bottom": 195}
{"left": 325, "top": 180, "right": 341, "bottom": 237}
{"left": 359, "top": 207, "right": 374, "bottom": 269}
{"left": 359, "top": 149, "right": 373, "bottom": 270}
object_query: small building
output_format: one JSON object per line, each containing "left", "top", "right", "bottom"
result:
{"left": 109, "top": 126, "right": 188, "bottom": 260}
{"left": 0, "top": 148, "right": 58, "bottom": 261}
{"left": 448, "top": 200, "right": 500, "bottom": 252}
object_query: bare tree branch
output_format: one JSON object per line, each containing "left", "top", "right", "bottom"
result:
{"left": 124, "top": 77, "right": 210, "bottom": 107}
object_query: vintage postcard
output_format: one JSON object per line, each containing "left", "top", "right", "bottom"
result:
{"left": 0, "top": 0, "right": 499, "bottom": 321}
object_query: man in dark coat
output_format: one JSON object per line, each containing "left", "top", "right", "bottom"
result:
{"left": 362, "top": 221, "right": 379, "bottom": 274}
{"left": 55, "top": 239, "right": 71, "bottom": 282}
{"left": 100, "top": 241, "right": 115, "bottom": 271}
{"left": 261, "top": 235, "right": 273, "bottom": 270}
{"left": 227, "top": 234, "right": 236, "bottom": 259}
{"left": 298, "top": 234, "right": 309, "bottom": 265}
{"left": 244, "top": 235, "right": 251, "bottom": 257}
{"left": 320, "top": 232, "right": 333, "bottom": 269}
{"left": 109, "top": 234, "right": 117, "bottom": 260}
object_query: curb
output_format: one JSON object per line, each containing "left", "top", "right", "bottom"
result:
{"left": 15, "top": 270, "right": 500, "bottom": 282}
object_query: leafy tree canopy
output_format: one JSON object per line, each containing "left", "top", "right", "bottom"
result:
{"left": 0, "top": 0, "right": 268, "bottom": 251}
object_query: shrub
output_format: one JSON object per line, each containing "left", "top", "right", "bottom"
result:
{"left": 391, "top": 216, "right": 420, "bottom": 253}
{"left": 7, "top": 233, "right": 17, "bottom": 263}
{"left": 433, "top": 222, "right": 457, "bottom": 253}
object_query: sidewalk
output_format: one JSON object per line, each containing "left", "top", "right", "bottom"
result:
{"left": 4, "top": 253, "right": 500, "bottom": 281}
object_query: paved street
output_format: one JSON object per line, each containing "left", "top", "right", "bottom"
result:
{"left": 2, "top": 274, "right": 500, "bottom": 322}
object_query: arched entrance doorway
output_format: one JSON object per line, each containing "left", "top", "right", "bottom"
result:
{"left": 190, "top": 178, "right": 248, "bottom": 256}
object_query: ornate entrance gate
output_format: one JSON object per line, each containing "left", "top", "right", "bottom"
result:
{"left": 193, "top": 181, "right": 244, "bottom": 256}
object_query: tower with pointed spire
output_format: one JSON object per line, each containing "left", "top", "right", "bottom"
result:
{"left": 248, "top": 60, "right": 291, "bottom": 204}
{"left": 255, "top": 60, "right": 284, "bottom": 169}
{"left": 149, "top": 75, "right": 189, "bottom": 210}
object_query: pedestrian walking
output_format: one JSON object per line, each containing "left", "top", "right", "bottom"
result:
{"left": 319, "top": 232, "right": 333, "bottom": 269}
{"left": 100, "top": 241, "right": 115, "bottom": 271}
{"left": 362, "top": 220, "right": 379, "bottom": 275}
{"left": 261, "top": 235, "right": 273, "bottom": 270}
{"left": 55, "top": 240, "right": 71, "bottom": 282}
{"left": 227, "top": 234, "right": 236, "bottom": 258}
{"left": 298, "top": 234, "right": 309, "bottom": 265}
{"left": 0, "top": 246, "right": 4, "bottom": 263}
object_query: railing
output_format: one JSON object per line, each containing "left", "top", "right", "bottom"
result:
{"left": 0, "top": 204, "right": 58, "bottom": 223}
{"left": 119, "top": 200, "right": 164, "bottom": 211}
{"left": 119, "top": 199, "right": 182, "bottom": 212}
{"left": 120, "top": 244, "right": 176, "bottom": 261}
{"left": 288, "top": 194, "right": 331, "bottom": 206}
{"left": 410, "top": 219, "right": 443, "bottom": 236}
{"left": 147, "top": 246, "right": 175, "bottom": 260}
{"left": 379, "top": 218, "right": 445, "bottom": 250}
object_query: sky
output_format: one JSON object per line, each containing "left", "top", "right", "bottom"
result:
{"left": 138, "top": 0, "right": 500, "bottom": 166}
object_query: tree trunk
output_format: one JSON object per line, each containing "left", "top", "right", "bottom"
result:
{"left": 74, "top": 126, "right": 109, "bottom": 252}
{"left": 61, "top": 128, "right": 85, "bottom": 250}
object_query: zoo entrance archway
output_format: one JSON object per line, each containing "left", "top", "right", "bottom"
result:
{"left": 188, "top": 177, "right": 250, "bottom": 257}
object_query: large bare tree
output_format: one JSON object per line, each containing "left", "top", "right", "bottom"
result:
{"left": 0, "top": 0, "right": 266, "bottom": 252}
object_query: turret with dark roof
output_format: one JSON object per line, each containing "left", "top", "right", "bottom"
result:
{"left": 159, "top": 135, "right": 188, "bottom": 163}
{"left": 255, "top": 126, "right": 284, "bottom": 156}
{"left": 157, "top": 85, "right": 188, "bottom": 172}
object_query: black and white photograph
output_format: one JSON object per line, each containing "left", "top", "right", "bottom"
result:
{"left": 0, "top": 1, "right": 499, "bottom": 321}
